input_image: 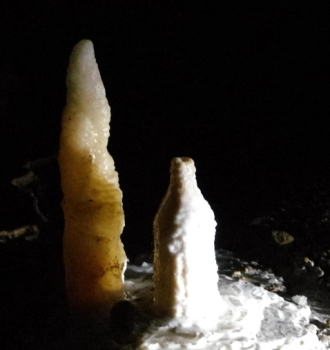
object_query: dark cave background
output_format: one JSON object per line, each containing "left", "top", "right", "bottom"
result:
{"left": 1, "top": 2, "right": 329, "bottom": 257}
{"left": 0, "top": 2, "right": 330, "bottom": 348}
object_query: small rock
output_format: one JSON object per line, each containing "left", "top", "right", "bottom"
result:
{"left": 303, "top": 257, "right": 314, "bottom": 268}
{"left": 110, "top": 300, "right": 149, "bottom": 345}
{"left": 272, "top": 230, "right": 294, "bottom": 245}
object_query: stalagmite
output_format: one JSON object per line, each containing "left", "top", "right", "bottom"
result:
{"left": 58, "top": 40, "right": 126, "bottom": 316}
{"left": 153, "top": 157, "right": 222, "bottom": 325}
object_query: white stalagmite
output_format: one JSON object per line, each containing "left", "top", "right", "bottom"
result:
{"left": 58, "top": 40, "right": 126, "bottom": 316}
{"left": 153, "top": 157, "right": 223, "bottom": 325}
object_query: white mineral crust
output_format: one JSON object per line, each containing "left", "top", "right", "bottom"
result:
{"left": 124, "top": 260, "right": 328, "bottom": 350}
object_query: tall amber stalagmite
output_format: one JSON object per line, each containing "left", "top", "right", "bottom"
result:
{"left": 58, "top": 40, "right": 126, "bottom": 316}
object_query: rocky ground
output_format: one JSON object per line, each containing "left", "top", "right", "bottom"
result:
{"left": 1, "top": 158, "right": 330, "bottom": 349}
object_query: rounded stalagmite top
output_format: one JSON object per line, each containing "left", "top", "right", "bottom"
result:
{"left": 66, "top": 39, "right": 107, "bottom": 108}
{"left": 169, "top": 157, "right": 196, "bottom": 188}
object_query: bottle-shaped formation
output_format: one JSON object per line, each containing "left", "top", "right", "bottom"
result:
{"left": 58, "top": 40, "right": 126, "bottom": 317}
{"left": 153, "top": 157, "right": 222, "bottom": 325}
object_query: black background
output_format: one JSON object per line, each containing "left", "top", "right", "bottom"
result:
{"left": 1, "top": 2, "right": 329, "bottom": 258}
